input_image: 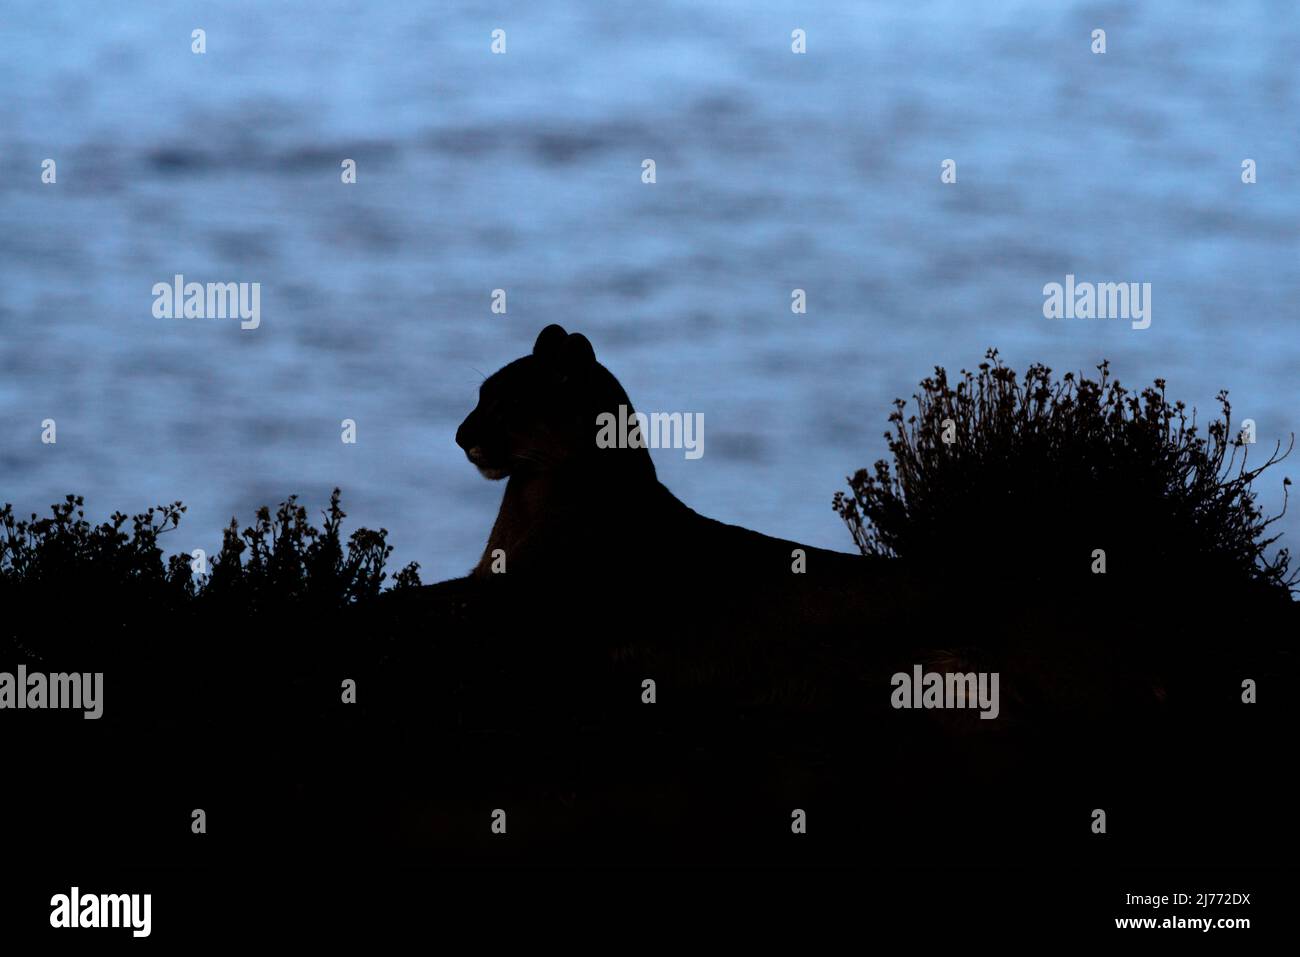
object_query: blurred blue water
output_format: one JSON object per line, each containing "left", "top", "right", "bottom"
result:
{"left": 2, "top": 1, "right": 1297, "bottom": 583}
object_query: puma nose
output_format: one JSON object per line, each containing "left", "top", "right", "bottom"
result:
{"left": 466, "top": 446, "right": 485, "bottom": 464}
{"left": 455, "top": 422, "right": 471, "bottom": 450}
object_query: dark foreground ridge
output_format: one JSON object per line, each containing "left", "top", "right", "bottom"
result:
{"left": 1, "top": 353, "right": 1295, "bottom": 870}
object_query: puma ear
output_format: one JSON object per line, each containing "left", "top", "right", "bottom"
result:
{"left": 563, "top": 333, "right": 596, "bottom": 367}
{"left": 533, "top": 324, "right": 569, "bottom": 359}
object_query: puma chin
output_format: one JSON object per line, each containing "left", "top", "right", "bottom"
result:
{"left": 470, "top": 460, "right": 510, "bottom": 481}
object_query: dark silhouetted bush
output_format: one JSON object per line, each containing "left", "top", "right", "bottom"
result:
{"left": 0, "top": 488, "right": 420, "bottom": 661}
{"left": 200, "top": 489, "right": 421, "bottom": 614}
{"left": 833, "top": 349, "right": 1295, "bottom": 596}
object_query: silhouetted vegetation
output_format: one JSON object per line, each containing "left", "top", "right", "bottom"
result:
{"left": 0, "top": 489, "right": 420, "bottom": 621}
{"left": 834, "top": 349, "right": 1295, "bottom": 595}
{"left": 0, "top": 488, "right": 419, "bottom": 668}
{"left": 0, "top": 495, "right": 195, "bottom": 612}
{"left": 201, "top": 492, "right": 422, "bottom": 613}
